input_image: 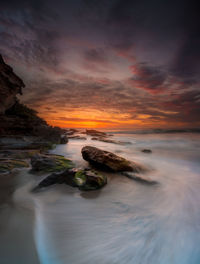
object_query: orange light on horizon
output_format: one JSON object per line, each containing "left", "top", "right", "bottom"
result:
{"left": 36, "top": 107, "right": 196, "bottom": 131}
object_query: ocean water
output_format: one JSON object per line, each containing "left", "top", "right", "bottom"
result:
{"left": 1, "top": 133, "right": 200, "bottom": 264}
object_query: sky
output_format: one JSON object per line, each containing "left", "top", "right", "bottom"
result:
{"left": 0, "top": 0, "right": 200, "bottom": 130}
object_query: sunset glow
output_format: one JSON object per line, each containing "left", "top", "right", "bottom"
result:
{"left": 1, "top": 0, "right": 199, "bottom": 130}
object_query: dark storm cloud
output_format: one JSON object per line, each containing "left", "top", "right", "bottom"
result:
{"left": 84, "top": 49, "right": 107, "bottom": 63}
{"left": 129, "top": 63, "right": 167, "bottom": 94}
{"left": 170, "top": 0, "right": 200, "bottom": 82}
{"left": 106, "top": 0, "right": 200, "bottom": 80}
{"left": 0, "top": 0, "right": 62, "bottom": 73}
{"left": 161, "top": 90, "right": 200, "bottom": 122}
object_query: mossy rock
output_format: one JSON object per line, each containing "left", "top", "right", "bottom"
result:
{"left": 33, "top": 168, "right": 107, "bottom": 192}
{"left": 0, "top": 159, "right": 29, "bottom": 173}
{"left": 23, "top": 142, "right": 56, "bottom": 151}
{"left": 74, "top": 169, "right": 107, "bottom": 190}
{"left": 12, "top": 150, "right": 41, "bottom": 159}
{"left": 31, "top": 154, "right": 74, "bottom": 173}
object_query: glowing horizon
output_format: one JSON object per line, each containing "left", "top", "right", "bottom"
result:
{"left": 1, "top": 0, "right": 199, "bottom": 130}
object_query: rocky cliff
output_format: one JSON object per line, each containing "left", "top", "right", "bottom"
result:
{"left": 0, "top": 55, "right": 25, "bottom": 114}
{"left": 0, "top": 54, "right": 66, "bottom": 144}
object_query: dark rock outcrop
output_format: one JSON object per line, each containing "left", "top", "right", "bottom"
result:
{"left": 68, "top": 135, "right": 87, "bottom": 140}
{"left": 82, "top": 146, "right": 145, "bottom": 172}
{"left": 141, "top": 149, "right": 152, "bottom": 153}
{"left": 0, "top": 158, "right": 29, "bottom": 173}
{"left": 73, "top": 168, "right": 107, "bottom": 190}
{"left": 1, "top": 102, "right": 64, "bottom": 143}
{"left": 85, "top": 129, "right": 107, "bottom": 137}
{"left": 91, "top": 136, "right": 131, "bottom": 145}
{"left": 0, "top": 55, "right": 67, "bottom": 144}
{"left": 31, "top": 154, "right": 74, "bottom": 173}
{"left": 33, "top": 168, "right": 107, "bottom": 191}
{"left": 60, "top": 135, "right": 68, "bottom": 144}
{"left": 91, "top": 137, "right": 118, "bottom": 144}
{"left": 65, "top": 129, "right": 78, "bottom": 136}
{"left": 0, "top": 55, "right": 25, "bottom": 114}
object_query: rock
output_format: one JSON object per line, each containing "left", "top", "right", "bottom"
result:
{"left": 0, "top": 149, "right": 40, "bottom": 159}
{"left": 85, "top": 129, "right": 107, "bottom": 137}
{"left": 0, "top": 54, "right": 25, "bottom": 114}
{"left": 82, "top": 146, "right": 145, "bottom": 172}
{"left": 0, "top": 138, "right": 56, "bottom": 151}
{"left": 1, "top": 100, "right": 63, "bottom": 143}
{"left": 122, "top": 172, "right": 157, "bottom": 184}
{"left": 68, "top": 135, "right": 87, "bottom": 140}
{"left": 0, "top": 55, "right": 64, "bottom": 143}
{"left": 34, "top": 168, "right": 107, "bottom": 191}
{"left": 141, "top": 149, "right": 152, "bottom": 153}
{"left": 31, "top": 154, "right": 74, "bottom": 173}
{"left": 74, "top": 169, "right": 107, "bottom": 190}
{"left": 91, "top": 137, "right": 130, "bottom": 145}
{"left": 64, "top": 129, "right": 78, "bottom": 136}
{"left": 0, "top": 158, "right": 29, "bottom": 173}
{"left": 60, "top": 135, "right": 68, "bottom": 144}
{"left": 91, "top": 137, "right": 117, "bottom": 143}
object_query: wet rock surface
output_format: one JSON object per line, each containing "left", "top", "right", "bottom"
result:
{"left": 68, "top": 135, "right": 87, "bottom": 140}
{"left": 74, "top": 169, "right": 107, "bottom": 190}
{"left": 33, "top": 168, "right": 107, "bottom": 191}
{"left": 141, "top": 149, "right": 152, "bottom": 153}
{"left": 31, "top": 154, "right": 74, "bottom": 174}
{"left": 60, "top": 135, "right": 68, "bottom": 144}
{"left": 85, "top": 129, "right": 108, "bottom": 137}
{"left": 82, "top": 146, "right": 145, "bottom": 172}
{"left": 0, "top": 55, "right": 66, "bottom": 144}
{"left": 0, "top": 54, "right": 25, "bottom": 114}
{"left": 0, "top": 158, "right": 29, "bottom": 173}
{"left": 91, "top": 137, "right": 131, "bottom": 145}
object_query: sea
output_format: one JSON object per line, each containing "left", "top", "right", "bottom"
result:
{"left": 0, "top": 132, "right": 200, "bottom": 264}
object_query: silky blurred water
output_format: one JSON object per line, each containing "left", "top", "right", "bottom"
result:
{"left": 3, "top": 133, "right": 200, "bottom": 264}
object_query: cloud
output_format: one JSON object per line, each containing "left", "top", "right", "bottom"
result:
{"left": 169, "top": 0, "right": 200, "bottom": 82}
{"left": 1, "top": 0, "right": 200, "bottom": 129}
{"left": 128, "top": 63, "right": 167, "bottom": 94}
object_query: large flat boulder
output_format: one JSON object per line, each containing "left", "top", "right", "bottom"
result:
{"left": 81, "top": 146, "right": 145, "bottom": 172}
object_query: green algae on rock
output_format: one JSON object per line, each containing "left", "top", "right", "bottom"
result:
{"left": 33, "top": 168, "right": 107, "bottom": 192}
{"left": 74, "top": 169, "right": 107, "bottom": 191}
{"left": 30, "top": 154, "right": 74, "bottom": 174}
{"left": 0, "top": 159, "right": 29, "bottom": 173}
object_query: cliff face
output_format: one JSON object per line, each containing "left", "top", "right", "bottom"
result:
{"left": 0, "top": 55, "right": 65, "bottom": 143}
{"left": 0, "top": 55, "right": 25, "bottom": 114}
